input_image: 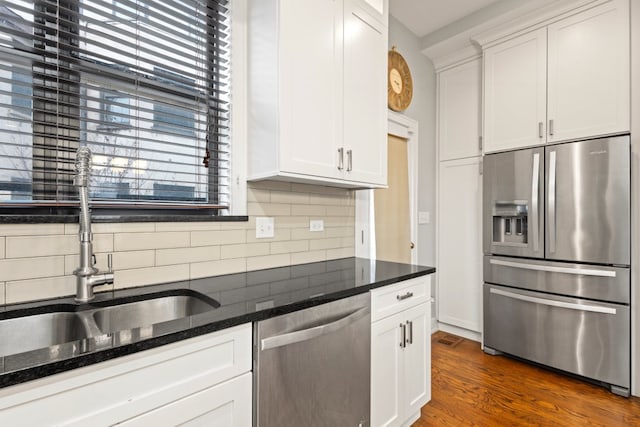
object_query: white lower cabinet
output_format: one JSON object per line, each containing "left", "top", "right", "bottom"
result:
{"left": 0, "top": 324, "right": 252, "bottom": 426}
{"left": 371, "top": 277, "right": 432, "bottom": 427}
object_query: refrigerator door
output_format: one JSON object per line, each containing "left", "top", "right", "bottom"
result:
{"left": 483, "top": 147, "right": 544, "bottom": 258}
{"left": 484, "top": 255, "right": 630, "bottom": 304}
{"left": 545, "top": 135, "right": 630, "bottom": 265}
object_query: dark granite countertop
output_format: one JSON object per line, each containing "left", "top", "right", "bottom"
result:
{"left": 0, "top": 257, "right": 434, "bottom": 388}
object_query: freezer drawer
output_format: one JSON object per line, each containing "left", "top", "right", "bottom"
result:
{"left": 484, "top": 256, "right": 630, "bottom": 304}
{"left": 483, "top": 284, "right": 629, "bottom": 390}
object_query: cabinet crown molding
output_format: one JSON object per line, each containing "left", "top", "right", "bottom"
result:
{"left": 431, "top": 46, "right": 481, "bottom": 73}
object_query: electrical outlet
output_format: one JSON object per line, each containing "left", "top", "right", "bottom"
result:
{"left": 309, "top": 219, "right": 324, "bottom": 232}
{"left": 418, "top": 211, "right": 430, "bottom": 224}
{"left": 256, "top": 217, "right": 275, "bottom": 238}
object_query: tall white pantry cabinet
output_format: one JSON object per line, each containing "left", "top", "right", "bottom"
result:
{"left": 436, "top": 56, "right": 484, "bottom": 338}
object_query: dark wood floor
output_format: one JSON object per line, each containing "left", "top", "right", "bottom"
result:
{"left": 414, "top": 331, "right": 640, "bottom": 426}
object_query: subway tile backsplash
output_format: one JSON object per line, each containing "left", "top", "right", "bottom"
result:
{"left": 0, "top": 182, "right": 356, "bottom": 304}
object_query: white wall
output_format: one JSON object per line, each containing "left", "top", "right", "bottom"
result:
{"left": 388, "top": 16, "right": 437, "bottom": 268}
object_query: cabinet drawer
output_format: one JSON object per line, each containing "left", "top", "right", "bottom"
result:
{"left": 120, "top": 372, "right": 252, "bottom": 427}
{"left": 0, "top": 324, "right": 252, "bottom": 426}
{"left": 370, "top": 276, "right": 430, "bottom": 322}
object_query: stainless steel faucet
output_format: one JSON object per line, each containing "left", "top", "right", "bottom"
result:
{"left": 73, "top": 147, "right": 114, "bottom": 303}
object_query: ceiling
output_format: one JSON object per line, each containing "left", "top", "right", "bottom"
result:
{"left": 389, "top": 0, "right": 502, "bottom": 38}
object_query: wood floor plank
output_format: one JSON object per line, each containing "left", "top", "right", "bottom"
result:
{"left": 415, "top": 331, "right": 640, "bottom": 426}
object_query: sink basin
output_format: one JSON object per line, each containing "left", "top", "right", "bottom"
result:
{"left": 0, "top": 291, "right": 219, "bottom": 358}
{"left": 92, "top": 294, "right": 219, "bottom": 334}
{"left": 0, "top": 311, "right": 93, "bottom": 358}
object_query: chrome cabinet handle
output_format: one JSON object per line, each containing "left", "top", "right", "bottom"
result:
{"left": 261, "top": 307, "right": 368, "bottom": 350}
{"left": 346, "top": 149, "right": 353, "bottom": 172}
{"left": 406, "top": 320, "right": 413, "bottom": 345}
{"left": 531, "top": 153, "right": 540, "bottom": 253}
{"left": 538, "top": 122, "right": 543, "bottom": 138}
{"left": 490, "top": 288, "right": 616, "bottom": 315}
{"left": 478, "top": 136, "right": 483, "bottom": 151}
{"left": 396, "top": 291, "right": 414, "bottom": 301}
{"left": 549, "top": 119, "right": 555, "bottom": 136}
{"left": 400, "top": 323, "right": 406, "bottom": 348}
{"left": 548, "top": 151, "right": 557, "bottom": 253}
{"left": 337, "top": 147, "right": 344, "bottom": 171}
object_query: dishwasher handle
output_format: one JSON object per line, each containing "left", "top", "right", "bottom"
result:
{"left": 260, "top": 306, "right": 369, "bottom": 351}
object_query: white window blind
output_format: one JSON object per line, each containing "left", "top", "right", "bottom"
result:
{"left": 0, "top": 0, "right": 230, "bottom": 208}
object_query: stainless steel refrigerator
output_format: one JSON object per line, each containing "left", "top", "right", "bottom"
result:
{"left": 482, "top": 134, "right": 630, "bottom": 396}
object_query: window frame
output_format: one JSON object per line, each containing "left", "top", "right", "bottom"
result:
{"left": 0, "top": 0, "right": 248, "bottom": 221}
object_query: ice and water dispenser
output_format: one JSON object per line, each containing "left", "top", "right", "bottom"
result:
{"left": 491, "top": 200, "right": 528, "bottom": 246}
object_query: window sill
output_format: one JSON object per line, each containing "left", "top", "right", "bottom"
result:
{"left": 0, "top": 213, "right": 248, "bottom": 224}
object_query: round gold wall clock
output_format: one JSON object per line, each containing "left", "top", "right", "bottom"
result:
{"left": 388, "top": 47, "right": 413, "bottom": 112}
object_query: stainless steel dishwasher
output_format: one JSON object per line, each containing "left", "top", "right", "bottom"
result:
{"left": 254, "top": 292, "right": 370, "bottom": 427}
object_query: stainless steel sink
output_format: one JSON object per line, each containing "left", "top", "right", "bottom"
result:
{"left": 0, "top": 292, "right": 219, "bottom": 358}
{"left": 0, "top": 311, "right": 94, "bottom": 358}
{"left": 92, "top": 294, "right": 219, "bottom": 334}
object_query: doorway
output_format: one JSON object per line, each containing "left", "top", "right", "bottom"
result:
{"left": 374, "top": 134, "right": 411, "bottom": 263}
{"left": 355, "top": 112, "right": 418, "bottom": 264}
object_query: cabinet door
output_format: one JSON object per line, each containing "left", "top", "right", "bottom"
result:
{"left": 438, "top": 58, "right": 482, "bottom": 160}
{"left": 438, "top": 157, "right": 482, "bottom": 332}
{"left": 279, "top": 0, "right": 343, "bottom": 179}
{"left": 371, "top": 311, "right": 405, "bottom": 427}
{"left": 120, "top": 373, "right": 252, "bottom": 427}
{"left": 403, "top": 303, "right": 431, "bottom": 419}
{"left": 484, "top": 28, "right": 547, "bottom": 152}
{"left": 344, "top": 2, "right": 387, "bottom": 185}
{"left": 547, "top": 0, "right": 629, "bottom": 143}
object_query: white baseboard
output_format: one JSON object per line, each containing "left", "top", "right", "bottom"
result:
{"left": 436, "top": 322, "right": 482, "bottom": 343}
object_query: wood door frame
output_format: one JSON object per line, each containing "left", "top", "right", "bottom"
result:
{"left": 355, "top": 111, "right": 418, "bottom": 264}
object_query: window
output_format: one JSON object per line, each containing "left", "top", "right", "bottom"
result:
{"left": 10, "top": 67, "right": 31, "bottom": 112}
{"left": 102, "top": 92, "right": 131, "bottom": 127}
{"left": 0, "top": 0, "right": 230, "bottom": 210}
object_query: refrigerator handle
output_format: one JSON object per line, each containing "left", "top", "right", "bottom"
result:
{"left": 531, "top": 153, "right": 540, "bottom": 253}
{"left": 490, "top": 288, "right": 617, "bottom": 315}
{"left": 548, "top": 151, "right": 557, "bottom": 253}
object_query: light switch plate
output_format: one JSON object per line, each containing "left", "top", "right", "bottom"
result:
{"left": 418, "top": 211, "right": 430, "bottom": 224}
{"left": 256, "top": 217, "right": 275, "bottom": 238}
{"left": 309, "top": 219, "right": 324, "bottom": 232}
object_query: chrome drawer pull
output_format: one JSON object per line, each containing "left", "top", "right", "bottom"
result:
{"left": 396, "top": 291, "right": 414, "bottom": 301}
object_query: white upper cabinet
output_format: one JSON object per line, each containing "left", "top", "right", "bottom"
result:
{"left": 247, "top": 0, "right": 388, "bottom": 188}
{"left": 482, "top": 0, "right": 630, "bottom": 153}
{"left": 343, "top": 2, "right": 387, "bottom": 185}
{"left": 277, "top": 0, "right": 343, "bottom": 181}
{"left": 438, "top": 57, "right": 483, "bottom": 160}
{"left": 547, "top": 0, "right": 630, "bottom": 143}
{"left": 484, "top": 28, "right": 547, "bottom": 153}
